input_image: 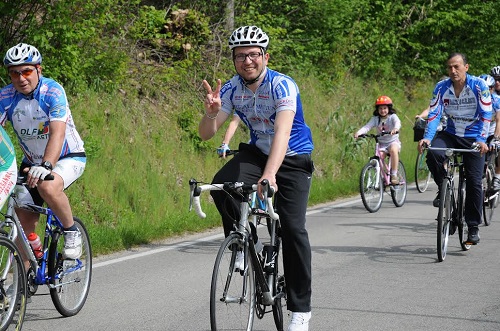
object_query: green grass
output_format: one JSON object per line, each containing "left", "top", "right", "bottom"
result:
{"left": 63, "top": 73, "right": 433, "bottom": 257}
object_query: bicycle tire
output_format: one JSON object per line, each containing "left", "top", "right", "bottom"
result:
{"left": 415, "top": 150, "right": 431, "bottom": 193}
{"left": 458, "top": 180, "right": 472, "bottom": 251}
{"left": 437, "top": 180, "right": 451, "bottom": 262}
{"left": 271, "top": 237, "right": 286, "bottom": 331}
{"left": 483, "top": 164, "right": 496, "bottom": 226}
{"left": 210, "top": 233, "right": 255, "bottom": 331}
{"left": 48, "top": 217, "right": 92, "bottom": 317}
{"left": 359, "top": 162, "right": 383, "bottom": 213}
{"left": 0, "top": 236, "right": 27, "bottom": 331}
{"left": 391, "top": 161, "right": 407, "bottom": 207}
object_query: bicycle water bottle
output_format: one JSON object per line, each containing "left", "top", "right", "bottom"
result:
{"left": 28, "top": 233, "right": 43, "bottom": 259}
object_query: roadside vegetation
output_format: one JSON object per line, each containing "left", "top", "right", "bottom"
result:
{"left": 1, "top": 0, "right": 498, "bottom": 256}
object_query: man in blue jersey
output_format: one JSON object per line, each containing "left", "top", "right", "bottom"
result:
{"left": 199, "top": 26, "right": 314, "bottom": 331}
{"left": 0, "top": 43, "right": 86, "bottom": 259}
{"left": 418, "top": 53, "right": 492, "bottom": 244}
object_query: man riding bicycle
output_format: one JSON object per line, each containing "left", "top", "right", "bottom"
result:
{"left": 199, "top": 26, "right": 314, "bottom": 331}
{"left": 0, "top": 43, "right": 86, "bottom": 259}
{"left": 418, "top": 52, "right": 492, "bottom": 245}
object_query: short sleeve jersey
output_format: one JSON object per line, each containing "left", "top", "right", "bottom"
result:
{"left": 219, "top": 68, "right": 313, "bottom": 156}
{"left": 424, "top": 74, "right": 492, "bottom": 143}
{"left": 0, "top": 76, "right": 85, "bottom": 165}
{"left": 488, "top": 93, "right": 500, "bottom": 136}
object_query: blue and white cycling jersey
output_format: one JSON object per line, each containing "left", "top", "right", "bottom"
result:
{"left": 0, "top": 76, "right": 85, "bottom": 165}
{"left": 220, "top": 68, "right": 313, "bottom": 156}
{"left": 424, "top": 74, "right": 492, "bottom": 143}
{"left": 488, "top": 92, "right": 500, "bottom": 136}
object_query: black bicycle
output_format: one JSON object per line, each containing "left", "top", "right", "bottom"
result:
{"left": 483, "top": 141, "right": 500, "bottom": 226}
{"left": 426, "top": 145, "right": 479, "bottom": 262}
{"left": 189, "top": 178, "right": 286, "bottom": 331}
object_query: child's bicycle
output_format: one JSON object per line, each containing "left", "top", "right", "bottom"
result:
{"left": 189, "top": 178, "right": 286, "bottom": 331}
{"left": 0, "top": 175, "right": 92, "bottom": 319}
{"left": 357, "top": 132, "right": 407, "bottom": 213}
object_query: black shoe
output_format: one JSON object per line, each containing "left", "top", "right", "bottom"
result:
{"left": 466, "top": 226, "right": 480, "bottom": 245}
{"left": 433, "top": 191, "right": 441, "bottom": 208}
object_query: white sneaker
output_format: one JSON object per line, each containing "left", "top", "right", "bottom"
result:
{"left": 63, "top": 230, "right": 82, "bottom": 259}
{"left": 288, "top": 311, "right": 311, "bottom": 331}
{"left": 234, "top": 251, "right": 244, "bottom": 271}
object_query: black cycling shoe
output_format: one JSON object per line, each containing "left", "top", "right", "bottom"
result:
{"left": 466, "top": 226, "right": 480, "bottom": 245}
{"left": 433, "top": 191, "right": 441, "bottom": 208}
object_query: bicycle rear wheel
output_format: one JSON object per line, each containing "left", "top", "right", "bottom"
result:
{"left": 359, "top": 162, "right": 383, "bottom": 213}
{"left": 210, "top": 233, "right": 255, "bottom": 331}
{"left": 0, "top": 236, "right": 27, "bottom": 331}
{"left": 415, "top": 150, "right": 431, "bottom": 193}
{"left": 391, "top": 161, "right": 407, "bottom": 207}
{"left": 457, "top": 180, "right": 472, "bottom": 251}
{"left": 48, "top": 217, "right": 92, "bottom": 316}
{"left": 483, "top": 164, "right": 496, "bottom": 226}
{"left": 437, "top": 180, "right": 452, "bottom": 262}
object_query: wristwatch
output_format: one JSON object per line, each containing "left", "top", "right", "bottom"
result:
{"left": 41, "top": 161, "right": 53, "bottom": 170}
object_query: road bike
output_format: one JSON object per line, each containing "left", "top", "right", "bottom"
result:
{"left": 189, "top": 178, "right": 286, "bottom": 331}
{"left": 415, "top": 149, "right": 432, "bottom": 193}
{"left": 413, "top": 117, "right": 431, "bottom": 193}
{"left": 0, "top": 176, "right": 92, "bottom": 318}
{"left": 0, "top": 235, "right": 27, "bottom": 331}
{"left": 357, "top": 132, "right": 407, "bottom": 213}
{"left": 426, "top": 145, "right": 479, "bottom": 262}
{"left": 483, "top": 141, "right": 500, "bottom": 226}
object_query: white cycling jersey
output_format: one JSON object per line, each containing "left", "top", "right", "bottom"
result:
{"left": 0, "top": 76, "right": 85, "bottom": 165}
{"left": 219, "top": 68, "right": 313, "bottom": 156}
{"left": 488, "top": 92, "right": 500, "bottom": 136}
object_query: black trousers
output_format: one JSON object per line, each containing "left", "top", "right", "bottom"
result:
{"left": 211, "top": 143, "right": 314, "bottom": 312}
{"left": 426, "top": 131, "right": 484, "bottom": 227}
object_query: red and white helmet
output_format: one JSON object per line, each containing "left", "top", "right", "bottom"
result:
{"left": 375, "top": 96, "right": 393, "bottom": 106}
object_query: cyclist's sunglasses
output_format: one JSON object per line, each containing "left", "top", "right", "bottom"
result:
{"left": 8, "top": 67, "right": 37, "bottom": 79}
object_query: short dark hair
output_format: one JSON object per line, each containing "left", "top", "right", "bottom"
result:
{"left": 447, "top": 52, "right": 468, "bottom": 65}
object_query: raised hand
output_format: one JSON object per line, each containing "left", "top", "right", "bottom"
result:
{"left": 202, "top": 79, "right": 222, "bottom": 117}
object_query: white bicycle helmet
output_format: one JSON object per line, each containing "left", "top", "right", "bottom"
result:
{"left": 479, "top": 74, "right": 495, "bottom": 88}
{"left": 228, "top": 26, "right": 269, "bottom": 50}
{"left": 3, "top": 43, "right": 42, "bottom": 67}
{"left": 490, "top": 66, "right": 500, "bottom": 77}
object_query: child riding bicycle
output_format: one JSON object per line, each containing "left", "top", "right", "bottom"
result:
{"left": 354, "top": 96, "right": 402, "bottom": 185}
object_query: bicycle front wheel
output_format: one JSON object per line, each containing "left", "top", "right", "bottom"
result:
{"left": 437, "top": 180, "right": 452, "bottom": 262}
{"left": 271, "top": 238, "right": 286, "bottom": 331}
{"left": 48, "top": 217, "right": 92, "bottom": 317}
{"left": 210, "top": 233, "right": 255, "bottom": 331}
{"left": 0, "top": 236, "right": 27, "bottom": 331}
{"left": 359, "top": 162, "right": 383, "bottom": 213}
{"left": 415, "top": 150, "right": 431, "bottom": 193}
{"left": 458, "top": 180, "right": 472, "bottom": 251}
{"left": 391, "top": 161, "right": 407, "bottom": 207}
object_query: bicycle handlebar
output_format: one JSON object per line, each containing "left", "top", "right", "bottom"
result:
{"left": 424, "top": 142, "right": 480, "bottom": 154}
{"left": 357, "top": 131, "right": 399, "bottom": 139}
{"left": 16, "top": 173, "right": 54, "bottom": 185}
{"left": 188, "top": 178, "right": 279, "bottom": 220}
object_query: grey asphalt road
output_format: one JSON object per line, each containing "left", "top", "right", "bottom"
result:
{"left": 18, "top": 184, "right": 500, "bottom": 331}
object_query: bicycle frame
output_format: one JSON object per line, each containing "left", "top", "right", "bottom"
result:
{"left": 369, "top": 139, "right": 394, "bottom": 189}
{"left": 190, "top": 180, "right": 280, "bottom": 304}
{"left": 1, "top": 183, "right": 77, "bottom": 287}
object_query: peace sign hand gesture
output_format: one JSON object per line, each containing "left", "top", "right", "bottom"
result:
{"left": 202, "top": 79, "right": 222, "bottom": 116}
